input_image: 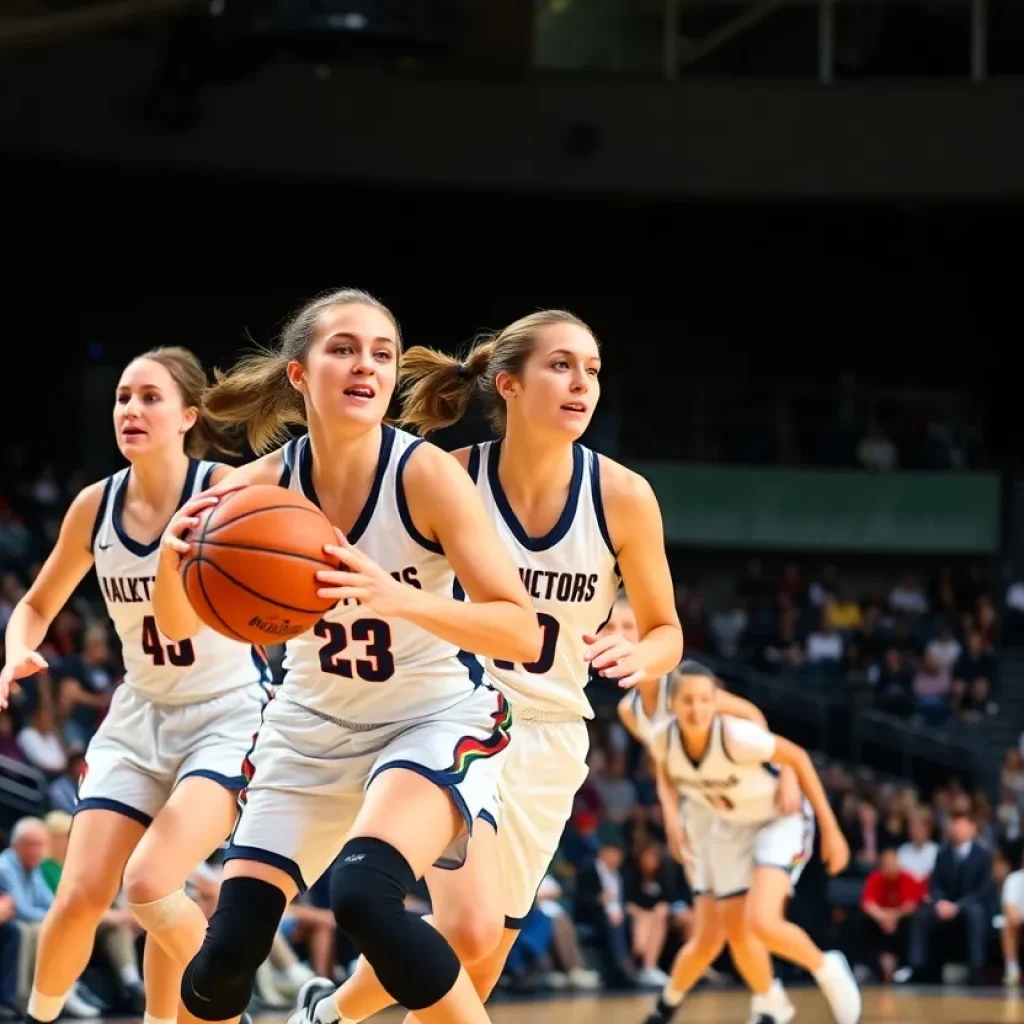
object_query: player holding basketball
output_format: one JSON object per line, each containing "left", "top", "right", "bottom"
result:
{"left": 289, "top": 309, "right": 682, "bottom": 1024}
{"left": 646, "top": 669, "right": 862, "bottom": 1024}
{"left": 153, "top": 288, "right": 541, "bottom": 1024}
{"left": 0, "top": 348, "right": 269, "bottom": 1024}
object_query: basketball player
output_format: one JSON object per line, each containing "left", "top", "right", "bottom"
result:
{"left": 646, "top": 670, "right": 862, "bottom": 1024}
{"left": 615, "top": 627, "right": 798, "bottom": 1024}
{"left": 289, "top": 309, "right": 683, "bottom": 1024}
{"left": 0, "top": 348, "right": 269, "bottom": 1024}
{"left": 153, "top": 288, "right": 541, "bottom": 1024}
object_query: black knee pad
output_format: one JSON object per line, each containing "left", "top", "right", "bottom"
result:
{"left": 181, "top": 876, "right": 287, "bottom": 1021}
{"left": 331, "top": 837, "right": 461, "bottom": 1010}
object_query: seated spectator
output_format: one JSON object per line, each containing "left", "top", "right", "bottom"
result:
{"left": 575, "top": 839, "right": 633, "bottom": 988}
{"left": 901, "top": 807, "right": 992, "bottom": 985}
{"left": 912, "top": 653, "right": 951, "bottom": 723}
{"left": 897, "top": 812, "right": 938, "bottom": 884}
{"left": 954, "top": 630, "right": 996, "bottom": 694}
{"left": 709, "top": 595, "right": 748, "bottom": 660}
{"left": 536, "top": 874, "right": 602, "bottom": 990}
{"left": 824, "top": 586, "right": 862, "bottom": 634}
{"left": 997, "top": 788, "right": 1022, "bottom": 846}
{"left": 1004, "top": 750, "right": 1024, "bottom": 797}
{"left": 859, "top": 848, "right": 922, "bottom": 982}
{"left": 805, "top": 612, "right": 844, "bottom": 668}
{"left": 56, "top": 625, "right": 116, "bottom": 748}
{"left": 624, "top": 842, "right": 672, "bottom": 987}
{"left": 47, "top": 748, "right": 84, "bottom": 815}
{"left": 960, "top": 677, "right": 997, "bottom": 722}
{"left": 0, "top": 886, "right": 19, "bottom": 1020}
{"left": 890, "top": 574, "right": 928, "bottom": 618}
{"left": 593, "top": 751, "right": 637, "bottom": 828}
{"left": 925, "top": 625, "right": 962, "bottom": 675}
{"left": 17, "top": 706, "right": 67, "bottom": 776}
{"left": 759, "top": 608, "right": 804, "bottom": 674}
{"left": 875, "top": 648, "right": 914, "bottom": 716}
{"left": 0, "top": 714, "right": 26, "bottom": 766}
{"left": 39, "top": 812, "right": 71, "bottom": 894}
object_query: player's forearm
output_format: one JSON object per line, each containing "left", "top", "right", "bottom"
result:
{"left": 787, "top": 747, "right": 839, "bottom": 833}
{"left": 656, "top": 767, "right": 682, "bottom": 832}
{"left": 401, "top": 589, "right": 541, "bottom": 664}
{"left": 4, "top": 602, "right": 50, "bottom": 659}
{"left": 635, "top": 623, "right": 684, "bottom": 681}
{"left": 153, "top": 559, "right": 202, "bottom": 642}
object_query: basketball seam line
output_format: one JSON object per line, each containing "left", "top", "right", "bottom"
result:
{"left": 190, "top": 556, "right": 332, "bottom": 617}
{"left": 202, "top": 503, "right": 330, "bottom": 539}
{"left": 194, "top": 538, "right": 334, "bottom": 568}
{"left": 184, "top": 556, "right": 250, "bottom": 643}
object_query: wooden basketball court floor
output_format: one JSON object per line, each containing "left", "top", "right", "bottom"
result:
{"left": 200, "top": 988, "right": 1024, "bottom": 1024}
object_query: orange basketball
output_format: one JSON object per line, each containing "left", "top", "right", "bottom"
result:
{"left": 181, "top": 484, "right": 338, "bottom": 645}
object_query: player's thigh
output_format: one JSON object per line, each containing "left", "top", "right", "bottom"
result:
{"left": 57, "top": 809, "right": 146, "bottom": 913}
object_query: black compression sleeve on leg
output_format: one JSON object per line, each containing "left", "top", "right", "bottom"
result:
{"left": 331, "top": 837, "right": 462, "bottom": 1010}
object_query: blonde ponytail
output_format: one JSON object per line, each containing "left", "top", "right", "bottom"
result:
{"left": 399, "top": 339, "right": 496, "bottom": 435}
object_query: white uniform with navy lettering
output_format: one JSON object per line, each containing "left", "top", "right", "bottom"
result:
{"left": 470, "top": 440, "right": 620, "bottom": 922}
{"left": 650, "top": 715, "right": 814, "bottom": 898}
{"left": 80, "top": 459, "right": 270, "bottom": 825}
{"left": 227, "top": 428, "right": 511, "bottom": 892}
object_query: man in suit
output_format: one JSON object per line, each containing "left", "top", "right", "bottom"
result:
{"left": 901, "top": 807, "right": 993, "bottom": 984}
{"left": 574, "top": 838, "right": 634, "bottom": 988}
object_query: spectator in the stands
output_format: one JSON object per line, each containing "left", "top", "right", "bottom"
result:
{"left": 897, "top": 812, "right": 938, "bottom": 884}
{"left": 805, "top": 610, "right": 844, "bottom": 668}
{"left": 1001, "top": 849, "right": 1024, "bottom": 985}
{"left": 996, "top": 787, "right": 1022, "bottom": 845}
{"left": 709, "top": 593, "right": 748, "bottom": 660}
{"left": 859, "top": 847, "right": 922, "bottom": 982}
{"left": 760, "top": 607, "right": 804, "bottom": 674}
{"left": 0, "top": 817, "right": 53, "bottom": 923}
{"left": 56, "top": 623, "right": 116, "bottom": 746}
{"left": 47, "top": 747, "right": 84, "bottom": 815}
{"left": 890, "top": 574, "right": 928, "bottom": 618}
{"left": 623, "top": 842, "right": 672, "bottom": 987}
{"left": 16, "top": 706, "right": 67, "bottom": 776}
{"left": 925, "top": 625, "right": 962, "bottom": 675}
{"left": 808, "top": 565, "right": 838, "bottom": 609}
{"left": 39, "top": 811, "right": 71, "bottom": 894}
{"left": 902, "top": 807, "right": 992, "bottom": 985}
{"left": 954, "top": 629, "right": 996, "bottom": 692}
{"left": 856, "top": 423, "right": 898, "bottom": 473}
{"left": 824, "top": 584, "right": 862, "bottom": 634}
{"left": 0, "top": 714, "right": 26, "bottom": 765}
{"left": 912, "top": 652, "right": 951, "bottom": 723}
{"left": 875, "top": 648, "right": 915, "bottom": 716}
{"left": 575, "top": 839, "right": 634, "bottom": 988}
{"left": 0, "top": 885, "right": 20, "bottom": 1020}
{"left": 1004, "top": 750, "right": 1024, "bottom": 797}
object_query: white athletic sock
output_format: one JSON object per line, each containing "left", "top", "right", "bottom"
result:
{"left": 120, "top": 962, "right": 142, "bottom": 988}
{"left": 314, "top": 993, "right": 351, "bottom": 1024}
{"left": 143, "top": 1014, "right": 177, "bottom": 1024}
{"left": 27, "top": 988, "right": 68, "bottom": 1023}
{"left": 661, "top": 984, "right": 685, "bottom": 1007}
{"left": 285, "top": 962, "right": 313, "bottom": 985}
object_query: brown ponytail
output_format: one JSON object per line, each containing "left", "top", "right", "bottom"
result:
{"left": 203, "top": 288, "right": 400, "bottom": 454}
{"left": 399, "top": 338, "right": 496, "bottom": 435}
{"left": 399, "top": 309, "right": 592, "bottom": 437}
{"left": 137, "top": 346, "right": 238, "bottom": 458}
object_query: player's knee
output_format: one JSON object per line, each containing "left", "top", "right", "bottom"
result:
{"left": 744, "top": 899, "right": 778, "bottom": 943}
{"left": 181, "top": 877, "right": 286, "bottom": 1021}
{"left": 441, "top": 913, "right": 504, "bottom": 965}
{"left": 53, "top": 876, "right": 119, "bottom": 923}
{"left": 695, "top": 917, "right": 727, "bottom": 960}
{"left": 123, "top": 851, "right": 176, "bottom": 907}
{"left": 331, "top": 837, "right": 462, "bottom": 1010}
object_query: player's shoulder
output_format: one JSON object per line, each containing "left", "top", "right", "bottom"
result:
{"left": 596, "top": 456, "right": 658, "bottom": 546}
{"left": 229, "top": 446, "right": 290, "bottom": 487}
{"left": 649, "top": 717, "right": 675, "bottom": 760}
{"left": 61, "top": 478, "right": 115, "bottom": 550}
{"left": 401, "top": 436, "right": 472, "bottom": 489}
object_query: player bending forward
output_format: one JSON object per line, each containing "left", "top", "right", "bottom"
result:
{"left": 646, "top": 670, "right": 861, "bottom": 1024}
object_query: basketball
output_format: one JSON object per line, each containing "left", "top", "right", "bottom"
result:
{"left": 181, "top": 484, "right": 338, "bottom": 645}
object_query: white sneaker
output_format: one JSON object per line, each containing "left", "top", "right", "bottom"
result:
{"left": 255, "top": 961, "right": 291, "bottom": 1009}
{"left": 546, "top": 971, "right": 569, "bottom": 989}
{"left": 287, "top": 976, "right": 338, "bottom": 1024}
{"left": 277, "top": 962, "right": 317, "bottom": 999}
{"left": 637, "top": 967, "right": 671, "bottom": 988}
{"left": 815, "top": 951, "right": 862, "bottom": 1024}
{"left": 568, "top": 967, "right": 603, "bottom": 990}
{"left": 1006, "top": 964, "right": 1021, "bottom": 986}
{"left": 748, "top": 982, "right": 795, "bottom": 1024}
{"left": 63, "top": 986, "right": 101, "bottom": 1019}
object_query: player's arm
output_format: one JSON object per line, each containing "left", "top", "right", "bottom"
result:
{"left": 153, "top": 457, "right": 278, "bottom": 642}
{"left": 588, "top": 460, "right": 682, "bottom": 687}
{"left": 650, "top": 724, "right": 687, "bottom": 864}
{"left": 725, "top": 717, "right": 849, "bottom": 874}
{"left": 617, "top": 692, "right": 644, "bottom": 743}
{"left": 321, "top": 444, "right": 541, "bottom": 664}
{"left": 0, "top": 483, "right": 104, "bottom": 705}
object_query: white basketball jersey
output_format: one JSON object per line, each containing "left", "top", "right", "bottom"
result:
{"left": 470, "top": 441, "right": 620, "bottom": 719}
{"left": 652, "top": 714, "right": 781, "bottom": 824}
{"left": 92, "top": 460, "right": 271, "bottom": 704}
{"left": 279, "top": 427, "right": 489, "bottom": 725}
{"left": 633, "top": 676, "right": 671, "bottom": 746}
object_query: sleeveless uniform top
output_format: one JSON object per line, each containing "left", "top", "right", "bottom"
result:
{"left": 92, "top": 460, "right": 271, "bottom": 705}
{"left": 278, "top": 427, "right": 487, "bottom": 725}
{"left": 652, "top": 714, "right": 782, "bottom": 825}
{"left": 469, "top": 440, "right": 620, "bottom": 719}
{"left": 632, "top": 675, "right": 671, "bottom": 746}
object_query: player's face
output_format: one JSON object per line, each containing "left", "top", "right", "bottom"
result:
{"left": 515, "top": 323, "right": 601, "bottom": 439}
{"left": 298, "top": 303, "right": 398, "bottom": 430}
{"left": 675, "top": 675, "right": 717, "bottom": 731}
{"left": 113, "top": 358, "right": 197, "bottom": 460}
{"left": 603, "top": 602, "right": 639, "bottom": 645}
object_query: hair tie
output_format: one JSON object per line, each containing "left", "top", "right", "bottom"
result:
{"left": 456, "top": 363, "right": 469, "bottom": 379}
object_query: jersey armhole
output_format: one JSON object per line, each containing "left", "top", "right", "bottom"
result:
{"left": 466, "top": 444, "right": 481, "bottom": 483}
{"left": 396, "top": 439, "right": 444, "bottom": 555}
{"left": 278, "top": 438, "right": 296, "bottom": 488}
{"left": 589, "top": 452, "right": 619, "bottom": 573}
{"left": 89, "top": 477, "right": 114, "bottom": 553}
{"left": 200, "top": 462, "right": 218, "bottom": 491}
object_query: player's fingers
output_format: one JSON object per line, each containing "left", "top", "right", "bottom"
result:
{"left": 593, "top": 647, "right": 631, "bottom": 671}
{"left": 170, "top": 516, "right": 201, "bottom": 538}
{"left": 181, "top": 495, "right": 220, "bottom": 517}
{"left": 27, "top": 652, "right": 48, "bottom": 671}
{"left": 316, "top": 586, "right": 366, "bottom": 602}
{"left": 582, "top": 635, "right": 616, "bottom": 661}
{"left": 617, "top": 671, "right": 645, "bottom": 689}
{"left": 204, "top": 480, "right": 248, "bottom": 499}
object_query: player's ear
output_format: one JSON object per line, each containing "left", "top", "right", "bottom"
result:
{"left": 286, "top": 360, "right": 307, "bottom": 396}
